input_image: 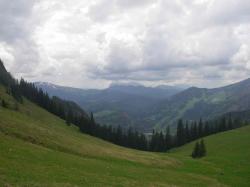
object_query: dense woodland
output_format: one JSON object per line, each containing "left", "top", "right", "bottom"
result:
{"left": 0, "top": 59, "right": 248, "bottom": 153}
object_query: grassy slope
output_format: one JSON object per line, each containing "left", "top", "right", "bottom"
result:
{"left": 170, "top": 125, "right": 250, "bottom": 187}
{"left": 0, "top": 86, "right": 249, "bottom": 186}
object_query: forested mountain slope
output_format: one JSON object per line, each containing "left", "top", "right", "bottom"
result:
{"left": 148, "top": 78, "right": 250, "bottom": 129}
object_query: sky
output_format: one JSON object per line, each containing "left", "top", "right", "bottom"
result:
{"left": 0, "top": 0, "right": 250, "bottom": 89}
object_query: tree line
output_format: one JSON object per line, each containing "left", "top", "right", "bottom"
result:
{"left": 149, "top": 117, "right": 246, "bottom": 152}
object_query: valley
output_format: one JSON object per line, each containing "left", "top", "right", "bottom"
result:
{"left": 0, "top": 84, "right": 249, "bottom": 186}
{"left": 36, "top": 78, "right": 250, "bottom": 132}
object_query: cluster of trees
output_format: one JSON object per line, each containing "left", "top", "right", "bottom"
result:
{"left": 149, "top": 117, "right": 246, "bottom": 152}
{"left": 79, "top": 117, "right": 148, "bottom": 150}
{"left": 175, "top": 117, "right": 244, "bottom": 147}
{"left": 149, "top": 127, "right": 171, "bottom": 152}
{"left": 191, "top": 139, "right": 206, "bottom": 158}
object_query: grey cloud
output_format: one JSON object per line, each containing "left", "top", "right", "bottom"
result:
{"left": 0, "top": 0, "right": 40, "bottom": 75}
{"left": 0, "top": 0, "right": 35, "bottom": 43}
{"left": 1, "top": 0, "right": 250, "bottom": 89}
{"left": 206, "top": 0, "right": 250, "bottom": 25}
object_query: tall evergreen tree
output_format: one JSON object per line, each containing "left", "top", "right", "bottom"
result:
{"left": 198, "top": 118, "right": 203, "bottom": 137}
{"left": 165, "top": 126, "right": 172, "bottom": 151}
{"left": 192, "top": 141, "right": 200, "bottom": 158}
{"left": 204, "top": 121, "right": 210, "bottom": 136}
{"left": 219, "top": 117, "right": 227, "bottom": 131}
{"left": 191, "top": 139, "right": 206, "bottom": 158}
{"left": 191, "top": 122, "right": 198, "bottom": 140}
{"left": 184, "top": 122, "right": 190, "bottom": 143}
{"left": 176, "top": 119, "right": 185, "bottom": 146}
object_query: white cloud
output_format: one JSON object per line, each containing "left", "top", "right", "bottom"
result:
{"left": 0, "top": 0, "right": 250, "bottom": 88}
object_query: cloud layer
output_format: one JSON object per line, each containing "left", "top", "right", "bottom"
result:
{"left": 0, "top": 0, "right": 250, "bottom": 88}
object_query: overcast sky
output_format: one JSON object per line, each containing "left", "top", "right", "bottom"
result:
{"left": 0, "top": 0, "right": 250, "bottom": 89}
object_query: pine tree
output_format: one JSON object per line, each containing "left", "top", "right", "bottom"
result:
{"left": 192, "top": 141, "right": 200, "bottom": 158}
{"left": 204, "top": 121, "right": 210, "bottom": 136}
{"left": 184, "top": 121, "right": 190, "bottom": 143}
{"left": 191, "top": 139, "right": 206, "bottom": 158}
{"left": 158, "top": 132, "right": 165, "bottom": 152}
{"left": 176, "top": 119, "right": 185, "bottom": 146}
{"left": 191, "top": 122, "right": 198, "bottom": 140}
{"left": 199, "top": 139, "right": 206, "bottom": 157}
{"left": 165, "top": 126, "right": 172, "bottom": 151}
{"left": 219, "top": 117, "right": 226, "bottom": 131}
{"left": 198, "top": 118, "right": 203, "bottom": 137}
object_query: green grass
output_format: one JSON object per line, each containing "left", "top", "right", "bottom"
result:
{"left": 0, "top": 86, "right": 249, "bottom": 186}
{"left": 170, "top": 126, "right": 250, "bottom": 186}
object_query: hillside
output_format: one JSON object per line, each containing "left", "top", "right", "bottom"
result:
{"left": 149, "top": 78, "right": 250, "bottom": 129}
{"left": 0, "top": 84, "right": 250, "bottom": 186}
{"left": 170, "top": 125, "right": 250, "bottom": 186}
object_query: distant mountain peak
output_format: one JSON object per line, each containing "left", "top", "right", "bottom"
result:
{"left": 35, "top": 82, "right": 58, "bottom": 89}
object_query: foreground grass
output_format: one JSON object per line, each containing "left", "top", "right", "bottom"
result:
{"left": 0, "top": 86, "right": 249, "bottom": 186}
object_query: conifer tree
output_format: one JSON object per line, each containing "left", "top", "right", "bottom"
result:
{"left": 191, "top": 122, "right": 198, "bottom": 140}
{"left": 184, "top": 122, "right": 190, "bottom": 143}
{"left": 191, "top": 139, "right": 206, "bottom": 158}
{"left": 176, "top": 119, "right": 185, "bottom": 146}
{"left": 204, "top": 121, "right": 210, "bottom": 136}
{"left": 198, "top": 118, "right": 203, "bottom": 137}
{"left": 219, "top": 117, "right": 227, "bottom": 131}
{"left": 165, "top": 126, "right": 172, "bottom": 150}
{"left": 192, "top": 141, "right": 200, "bottom": 158}
{"left": 199, "top": 139, "right": 206, "bottom": 157}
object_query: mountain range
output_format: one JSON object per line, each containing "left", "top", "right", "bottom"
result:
{"left": 35, "top": 82, "right": 184, "bottom": 131}
{"left": 35, "top": 78, "right": 250, "bottom": 132}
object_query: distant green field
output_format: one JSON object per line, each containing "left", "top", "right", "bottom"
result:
{"left": 0, "top": 86, "right": 249, "bottom": 186}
